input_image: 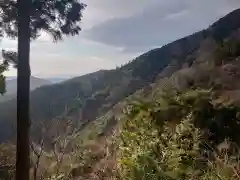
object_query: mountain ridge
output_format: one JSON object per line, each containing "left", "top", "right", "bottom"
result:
{"left": 1, "top": 8, "right": 240, "bottom": 143}
{"left": 6, "top": 76, "right": 68, "bottom": 83}
{"left": 0, "top": 76, "right": 52, "bottom": 103}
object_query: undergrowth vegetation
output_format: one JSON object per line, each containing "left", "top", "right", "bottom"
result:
{"left": 2, "top": 9, "right": 240, "bottom": 180}
{"left": 117, "top": 88, "right": 240, "bottom": 180}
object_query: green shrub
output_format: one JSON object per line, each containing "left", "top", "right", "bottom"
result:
{"left": 117, "top": 89, "right": 240, "bottom": 180}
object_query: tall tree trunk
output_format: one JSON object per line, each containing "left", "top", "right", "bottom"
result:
{"left": 16, "top": 0, "right": 31, "bottom": 179}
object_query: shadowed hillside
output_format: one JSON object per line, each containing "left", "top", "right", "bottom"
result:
{"left": 2, "top": 8, "right": 240, "bottom": 180}
{"left": 1, "top": 9, "right": 240, "bottom": 144}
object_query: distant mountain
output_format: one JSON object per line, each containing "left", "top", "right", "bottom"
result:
{"left": 7, "top": 76, "right": 51, "bottom": 94}
{"left": 0, "top": 76, "right": 52, "bottom": 102}
{"left": 1, "top": 9, "right": 240, "bottom": 143}
{"left": 6, "top": 77, "right": 17, "bottom": 81}
{"left": 45, "top": 78, "right": 69, "bottom": 83}
{"left": 6, "top": 76, "right": 68, "bottom": 83}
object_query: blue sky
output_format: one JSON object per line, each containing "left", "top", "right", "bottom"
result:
{"left": 1, "top": 0, "right": 240, "bottom": 78}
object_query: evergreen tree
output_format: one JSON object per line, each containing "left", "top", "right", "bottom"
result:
{"left": 0, "top": 1, "right": 86, "bottom": 180}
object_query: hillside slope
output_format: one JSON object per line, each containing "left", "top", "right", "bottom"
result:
{"left": 1, "top": 9, "right": 240, "bottom": 143}
{"left": 2, "top": 8, "right": 240, "bottom": 180}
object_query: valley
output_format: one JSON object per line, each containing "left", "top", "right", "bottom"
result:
{"left": 2, "top": 8, "right": 240, "bottom": 180}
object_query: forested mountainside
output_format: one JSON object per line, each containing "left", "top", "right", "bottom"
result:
{"left": 1, "top": 9, "right": 240, "bottom": 143}
{"left": 2, "top": 8, "right": 240, "bottom": 180}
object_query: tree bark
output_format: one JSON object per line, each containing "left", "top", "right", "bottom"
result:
{"left": 16, "top": 0, "right": 31, "bottom": 179}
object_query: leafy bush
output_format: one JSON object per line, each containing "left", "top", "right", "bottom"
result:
{"left": 117, "top": 89, "right": 240, "bottom": 180}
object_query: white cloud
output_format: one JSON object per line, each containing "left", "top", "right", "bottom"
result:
{"left": 83, "top": 0, "right": 240, "bottom": 52}
{"left": 30, "top": 55, "right": 119, "bottom": 78}
{"left": 0, "top": 39, "right": 17, "bottom": 50}
{"left": 81, "top": 0, "right": 161, "bottom": 29}
{"left": 3, "top": 0, "right": 240, "bottom": 77}
{"left": 36, "top": 32, "right": 52, "bottom": 43}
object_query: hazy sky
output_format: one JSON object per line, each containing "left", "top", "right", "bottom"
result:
{"left": 1, "top": 0, "right": 240, "bottom": 78}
